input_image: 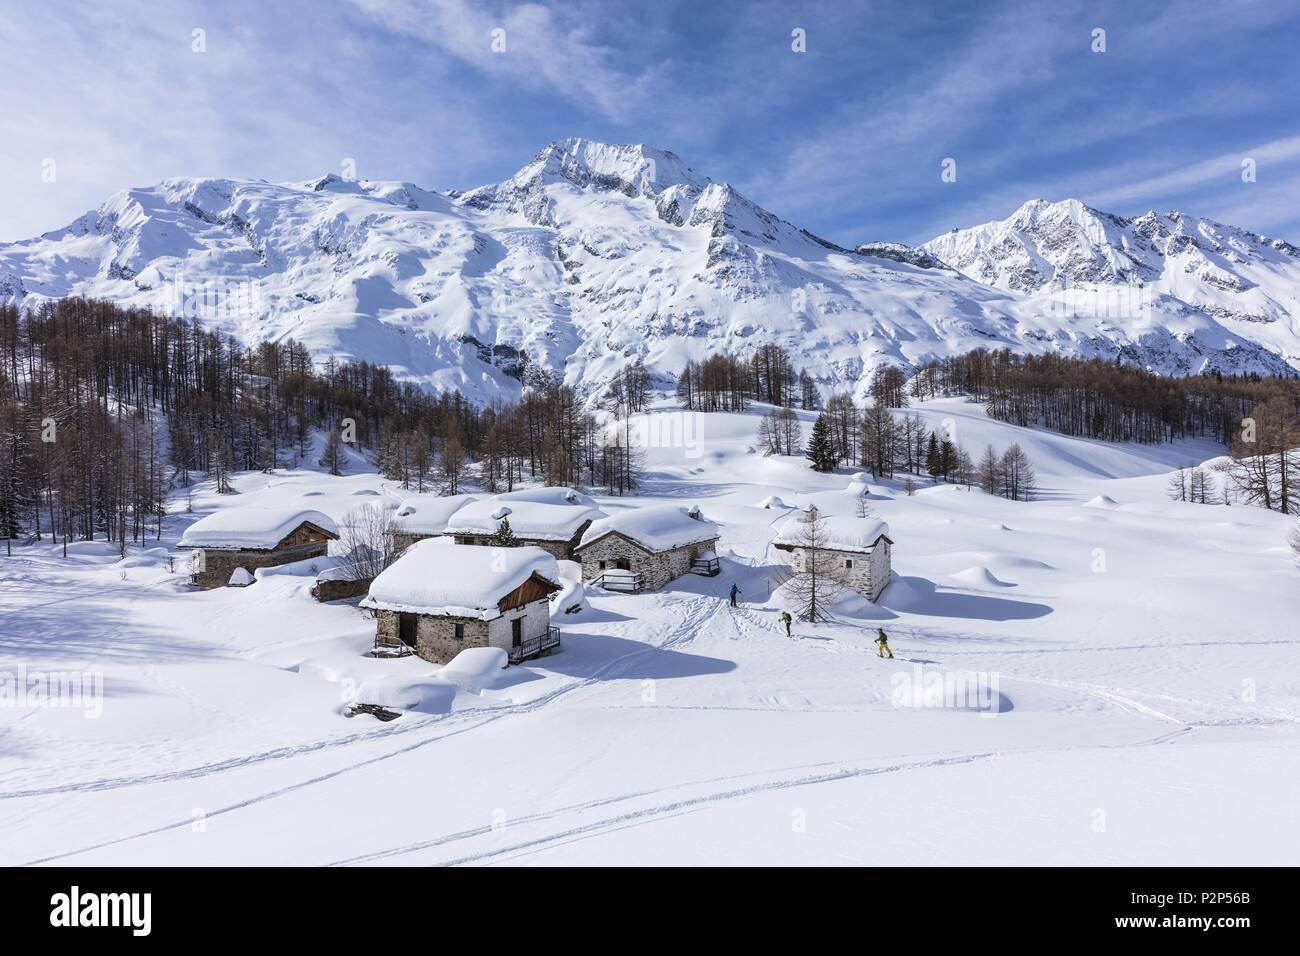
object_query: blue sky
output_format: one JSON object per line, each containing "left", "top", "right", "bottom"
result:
{"left": 3, "top": 0, "right": 1299, "bottom": 245}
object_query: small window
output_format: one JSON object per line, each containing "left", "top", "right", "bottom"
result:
{"left": 453, "top": 622, "right": 465, "bottom": 641}
{"left": 599, "top": 560, "right": 607, "bottom": 570}
{"left": 844, "top": 558, "right": 853, "bottom": 569}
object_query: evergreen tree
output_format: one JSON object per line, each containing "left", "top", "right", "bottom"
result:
{"left": 806, "top": 412, "right": 839, "bottom": 472}
{"left": 925, "top": 431, "right": 941, "bottom": 480}
{"left": 493, "top": 516, "right": 521, "bottom": 547}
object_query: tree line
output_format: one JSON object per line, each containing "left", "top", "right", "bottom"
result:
{"left": 0, "top": 298, "right": 644, "bottom": 551}
{"left": 676, "top": 344, "right": 820, "bottom": 413}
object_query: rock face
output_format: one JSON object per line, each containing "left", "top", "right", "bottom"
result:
{"left": 854, "top": 242, "right": 951, "bottom": 271}
{"left": 3, "top": 142, "right": 1298, "bottom": 404}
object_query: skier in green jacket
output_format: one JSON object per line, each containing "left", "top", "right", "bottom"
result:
{"left": 779, "top": 610, "right": 793, "bottom": 636}
{"left": 875, "top": 627, "right": 894, "bottom": 659}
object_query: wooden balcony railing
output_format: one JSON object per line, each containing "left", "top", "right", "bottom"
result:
{"left": 509, "top": 626, "right": 561, "bottom": 664}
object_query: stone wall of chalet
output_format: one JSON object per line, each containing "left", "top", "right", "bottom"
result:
{"left": 577, "top": 533, "right": 717, "bottom": 592}
{"left": 373, "top": 597, "right": 553, "bottom": 665}
{"left": 785, "top": 542, "right": 891, "bottom": 601}
{"left": 312, "top": 576, "right": 373, "bottom": 602}
{"left": 190, "top": 541, "right": 329, "bottom": 590}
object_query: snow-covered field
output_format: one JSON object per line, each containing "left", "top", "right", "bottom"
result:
{"left": 2, "top": 398, "right": 1297, "bottom": 866}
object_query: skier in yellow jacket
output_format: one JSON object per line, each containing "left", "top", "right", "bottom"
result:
{"left": 875, "top": 627, "right": 894, "bottom": 659}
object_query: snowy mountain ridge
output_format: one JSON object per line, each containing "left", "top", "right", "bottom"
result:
{"left": 2, "top": 139, "right": 1298, "bottom": 404}
{"left": 923, "top": 198, "right": 1300, "bottom": 372}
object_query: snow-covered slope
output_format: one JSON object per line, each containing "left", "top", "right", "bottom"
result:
{"left": 2, "top": 399, "right": 1297, "bottom": 865}
{"left": 3, "top": 142, "right": 1298, "bottom": 402}
{"left": 924, "top": 198, "right": 1300, "bottom": 372}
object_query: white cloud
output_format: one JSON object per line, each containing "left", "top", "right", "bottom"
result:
{"left": 1087, "top": 136, "right": 1300, "bottom": 209}
{"left": 349, "top": 0, "right": 659, "bottom": 122}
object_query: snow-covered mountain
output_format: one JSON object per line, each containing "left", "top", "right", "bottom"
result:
{"left": 924, "top": 198, "right": 1300, "bottom": 373}
{"left": 2, "top": 141, "right": 1297, "bottom": 404}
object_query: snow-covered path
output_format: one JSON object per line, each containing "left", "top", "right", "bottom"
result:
{"left": 2, "top": 399, "right": 1297, "bottom": 865}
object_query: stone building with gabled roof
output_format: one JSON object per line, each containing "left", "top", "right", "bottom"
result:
{"left": 361, "top": 542, "right": 562, "bottom": 664}
{"left": 574, "top": 505, "right": 720, "bottom": 593}
{"left": 178, "top": 507, "right": 338, "bottom": 589}
{"left": 773, "top": 508, "right": 893, "bottom": 601}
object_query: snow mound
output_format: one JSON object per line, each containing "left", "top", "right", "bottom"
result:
{"left": 890, "top": 667, "right": 1013, "bottom": 713}
{"left": 228, "top": 567, "right": 255, "bottom": 587}
{"left": 999, "top": 556, "right": 1056, "bottom": 570}
{"left": 438, "top": 647, "right": 509, "bottom": 694}
{"left": 113, "top": 547, "right": 170, "bottom": 569}
{"left": 758, "top": 495, "right": 790, "bottom": 509}
{"left": 352, "top": 676, "right": 456, "bottom": 713}
{"left": 846, "top": 473, "right": 872, "bottom": 495}
{"left": 1086, "top": 495, "right": 1120, "bottom": 509}
{"left": 253, "top": 555, "right": 332, "bottom": 580}
{"left": 951, "top": 566, "right": 1015, "bottom": 588}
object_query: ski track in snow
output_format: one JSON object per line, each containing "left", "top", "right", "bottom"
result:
{"left": 10, "top": 596, "right": 731, "bottom": 864}
{"left": 12, "top": 588, "right": 1208, "bottom": 866}
{"left": 2, "top": 594, "right": 724, "bottom": 803}
{"left": 325, "top": 728, "right": 1196, "bottom": 868}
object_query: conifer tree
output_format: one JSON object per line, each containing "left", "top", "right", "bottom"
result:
{"left": 806, "top": 412, "right": 838, "bottom": 472}
{"left": 493, "top": 516, "right": 520, "bottom": 548}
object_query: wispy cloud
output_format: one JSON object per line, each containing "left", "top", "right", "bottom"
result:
{"left": 1088, "top": 136, "right": 1300, "bottom": 209}
{"left": 349, "top": 0, "right": 662, "bottom": 122}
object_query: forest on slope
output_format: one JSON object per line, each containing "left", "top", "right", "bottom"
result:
{"left": 1, "top": 298, "right": 1298, "bottom": 549}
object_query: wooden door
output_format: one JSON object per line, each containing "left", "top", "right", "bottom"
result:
{"left": 399, "top": 613, "right": 418, "bottom": 647}
{"left": 511, "top": 617, "right": 522, "bottom": 647}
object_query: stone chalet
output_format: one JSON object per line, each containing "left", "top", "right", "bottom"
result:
{"left": 443, "top": 493, "right": 604, "bottom": 560}
{"left": 574, "top": 505, "right": 721, "bottom": 593}
{"left": 773, "top": 511, "right": 893, "bottom": 601}
{"left": 387, "top": 493, "right": 480, "bottom": 552}
{"left": 178, "top": 508, "right": 339, "bottom": 590}
{"left": 361, "top": 542, "right": 562, "bottom": 665}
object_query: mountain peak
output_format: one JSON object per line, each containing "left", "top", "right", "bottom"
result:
{"left": 1010, "top": 196, "right": 1103, "bottom": 222}
{"left": 510, "top": 138, "right": 711, "bottom": 197}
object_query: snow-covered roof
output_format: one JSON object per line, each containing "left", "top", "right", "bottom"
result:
{"left": 390, "top": 493, "right": 478, "bottom": 535}
{"left": 179, "top": 508, "right": 338, "bottom": 550}
{"left": 494, "top": 486, "right": 596, "bottom": 507}
{"left": 444, "top": 498, "right": 604, "bottom": 541}
{"left": 577, "top": 505, "right": 720, "bottom": 553}
{"left": 361, "top": 542, "right": 561, "bottom": 619}
{"left": 774, "top": 515, "right": 892, "bottom": 554}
